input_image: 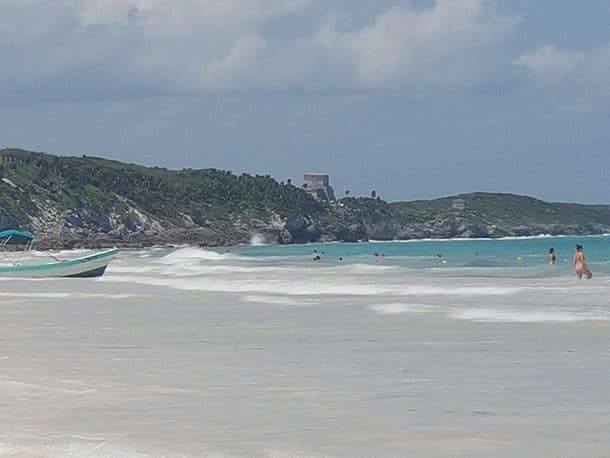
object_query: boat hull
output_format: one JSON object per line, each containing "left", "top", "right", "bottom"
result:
{"left": 0, "top": 248, "right": 119, "bottom": 278}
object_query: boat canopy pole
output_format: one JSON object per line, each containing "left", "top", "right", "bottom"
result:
{"left": 0, "top": 235, "right": 35, "bottom": 266}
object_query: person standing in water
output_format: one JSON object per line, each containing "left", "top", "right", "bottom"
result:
{"left": 573, "top": 245, "right": 593, "bottom": 279}
{"left": 548, "top": 248, "right": 557, "bottom": 265}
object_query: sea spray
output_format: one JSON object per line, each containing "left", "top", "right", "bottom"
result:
{"left": 249, "top": 233, "right": 266, "bottom": 246}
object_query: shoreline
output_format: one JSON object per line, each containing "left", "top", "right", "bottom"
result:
{"left": 30, "top": 231, "right": 610, "bottom": 250}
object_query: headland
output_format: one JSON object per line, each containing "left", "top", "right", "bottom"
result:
{"left": 2, "top": 148, "right": 610, "bottom": 248}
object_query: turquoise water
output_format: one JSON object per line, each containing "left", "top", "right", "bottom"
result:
{"left": 231, "top": 235, "right": 610, "bottom": 275}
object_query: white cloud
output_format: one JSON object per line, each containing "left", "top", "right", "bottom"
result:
{"left": 317, "top": 0, "right": 517, "bottom": 88}
{"left": 514, "top": 45, "right": 584, "bottom": 83}
{"left": 0, "top": 0, "right": 517, "bottom": 97}
{"left": 203, "top": 35, "right": 268, "bottom": 90}
{"left": 514, "top": 44, "right": 610, "bottom": 100}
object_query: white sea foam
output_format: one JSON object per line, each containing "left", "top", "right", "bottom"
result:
{"left": 242, "top": 295, "right": 320, "bottom": 306}
{"left": 368, "top": 303, "right": 439, "bottom": 315}
{"left": 450, "top": 308, "right": 610, "bottom": 323}
{"left": 101, "top": 273, "right": 524, "bottom": 297}
{"left": 159, "top": 264, "right": 307, "bottom": 275}
{"left": 368, "top": 302, "right": 610, "bottom": 323}
{"left": 158, "top": 246, "right": 237, "bottom": 264}
{"left": 152, "top": 262, "right": 400, "bottom": 276}
{"left": 101, "top": 274, "right": 390, "bottom": 295}
{"left": 331, "top": 263, "right": 400, "bottom": 273}
{"left": 106, "top": 265, "right": 161, "bottom": 274}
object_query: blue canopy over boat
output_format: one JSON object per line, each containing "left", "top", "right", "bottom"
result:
{"left": 0, "top": 229, "right": 36, "bottom": 244}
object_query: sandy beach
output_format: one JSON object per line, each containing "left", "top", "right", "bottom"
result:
{"left": 2, "top": 243, "right": 610, "bottom": 457}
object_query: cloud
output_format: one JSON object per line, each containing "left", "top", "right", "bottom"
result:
{"left": 203, "top": 35, "right": 268, "bottom": 90}
{"left": 513, "top": 45, "right": 584, "bottom": 83}
{"left": 317, "top": 0, "right": 517, "bottom": 88}
{"left": 0, "top": 0, "right": 517, "bottom": 98}
{"left": 514, "top": 44, "right": 610, "bottom": 103}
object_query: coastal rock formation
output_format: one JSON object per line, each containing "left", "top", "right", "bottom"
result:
{"left": 2, "top": 148, "right": 610, "bottom": 248}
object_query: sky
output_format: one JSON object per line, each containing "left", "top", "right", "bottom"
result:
{"left": 0, "top": 0, "right": 609, "bottom": 203}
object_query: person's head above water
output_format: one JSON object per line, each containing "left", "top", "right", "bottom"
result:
{"left": 549, "top": 248, "right": 555, "bottom": 254}
{"left": 576, "top": 244, "right": 584, "bottom": 252}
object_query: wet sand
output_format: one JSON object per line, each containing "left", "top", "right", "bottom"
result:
{"left": 2, "top": 248, "right": 610, "bottom": 457}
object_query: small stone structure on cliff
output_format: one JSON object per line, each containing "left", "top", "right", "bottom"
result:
{"left": 303, "top": 173, "right": 336, "bottom": 203}
{"left": 452, "top": 198, "right": 465, "bottom": 211}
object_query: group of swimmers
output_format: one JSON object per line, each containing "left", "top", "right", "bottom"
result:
{"left": 312, "top": 244, "right": 594, "bottom": 279}
{"left": 313, "top": 249, "right": 345, "bottom": 262}
{"left": 312, "top": 249, "right": 375, "bottom": 262}
{"left": 312, "top": 249, "right": 325, "bottom": 262}
{"left": 549, "top": 245, "right": 593, "bottom": 279}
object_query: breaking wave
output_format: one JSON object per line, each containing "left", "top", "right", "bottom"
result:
{"left": 157, "top": 246, "right": 241, "bottom": 264}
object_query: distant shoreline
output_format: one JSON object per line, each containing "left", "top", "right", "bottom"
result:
{"left": 29, "top": 232, "right": 610, "bottom": 251}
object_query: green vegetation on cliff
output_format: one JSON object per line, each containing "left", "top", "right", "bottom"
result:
{"left": 391, "top": 193, "right": 610, "bottom": 227}
{"left": 1, "top": 147, "right": 610, "bottom": 246}
{"left": 0, "top": 148, "right": 327, "bottom": 244}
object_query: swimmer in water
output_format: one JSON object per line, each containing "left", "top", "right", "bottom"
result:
{"left": 573, "top": 244, "right": 592, "bottom": 279}
{"left": 548, "top": 248, "right": 557, "bottom": 265}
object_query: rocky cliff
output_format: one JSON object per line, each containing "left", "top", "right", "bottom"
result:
{"left": 1, "top": 148, "right": 609, "bottom": 248}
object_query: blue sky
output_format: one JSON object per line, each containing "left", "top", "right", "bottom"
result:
{"left": 0, "top": 0, "right": 609, "bottom": 202}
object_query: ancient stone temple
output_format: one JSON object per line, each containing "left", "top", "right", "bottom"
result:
{"left": 303, "top": 173, "right": 336, "bottom": 203}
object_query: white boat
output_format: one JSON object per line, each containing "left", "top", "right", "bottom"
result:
{"left": 0, "top": 229, "right": 118, "bottom": 278}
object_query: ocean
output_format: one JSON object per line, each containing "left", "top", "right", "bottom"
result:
{"left": 2, "top": 236, "right": 610, "bottom": 457}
